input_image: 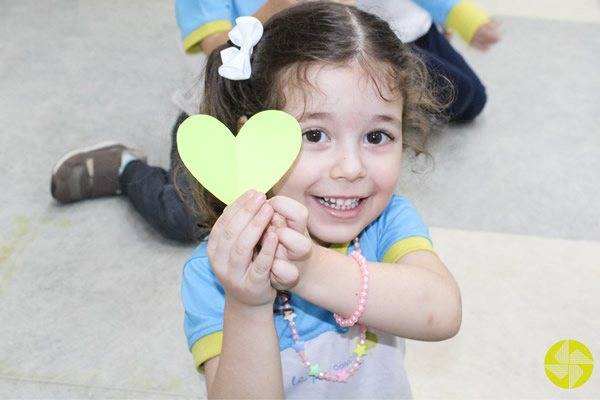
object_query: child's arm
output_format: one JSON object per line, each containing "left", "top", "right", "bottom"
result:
{"left": 469, "top": 20, "right": 501, "bottom": 51}
{"left": 203, "top": 190, "right": 284, "bottom": 398}
{"left": 179, "top": 0, "right": 357, "bottom": 56}
{"left": 199, "top": 0, "right": 304, "bottom": 55}
{"left": 177, "top": 0, "right": 305, "bottom": 55}
{"left": 297, "top": 246, "right": 462, "bottom": 340}
{"left": 414, "top": 0, "right": 501, "bottom": 49}
{"left": 204, "top": 301, "right": 284, "bottom": 398}
{"left": 269, "top": 196, "right": 462, "bottom": 341}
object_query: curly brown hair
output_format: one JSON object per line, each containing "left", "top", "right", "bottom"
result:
{"left": 175, "top": 1, "right": 446, "bottom": 241}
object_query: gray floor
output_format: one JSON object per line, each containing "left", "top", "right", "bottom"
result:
{"left": 398, "top": 16, "right": 600, "bottom": 241}
{"left": 1, "top": 1, "right": 599, "bottom": 399}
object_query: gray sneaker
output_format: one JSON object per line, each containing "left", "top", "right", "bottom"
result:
{"left": 50, "top": 141, "right": 145, "bottom": 203}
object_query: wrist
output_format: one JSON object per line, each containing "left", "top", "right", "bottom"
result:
{"left": 292, "top": 241, "right": 320, "bottom": 294}
{"left": 446, "top": 0, "right": 491, "bottom": 43}
{"left": 225, "top": 295, "right": 275, "bottom": 318}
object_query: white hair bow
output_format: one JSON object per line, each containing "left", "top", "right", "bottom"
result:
{"left": 218, "top": 16, "right": 264, "bottom": 80}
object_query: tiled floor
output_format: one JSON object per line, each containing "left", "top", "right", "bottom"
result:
{"left": 1, "top": 1, "right": 599, "bottom": 399}
{"left": 406, "top": 227, "right": 600, "bottom": 398}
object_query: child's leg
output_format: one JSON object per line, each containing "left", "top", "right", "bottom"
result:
{"left": 119, "top": 112, "right": 198, "bottom": 242}
{"left": 413, "top": 25, "right": 487, "bottom": 122}
{"left": 118, "top": 161, "right": 197, "bottom": 242}
{"left": 50, "top": 114, "right": 198, "bottom": 242}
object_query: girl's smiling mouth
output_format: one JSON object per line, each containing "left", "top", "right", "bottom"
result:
{"left": 313, "top": 196, "right": 367, "bottom": 218}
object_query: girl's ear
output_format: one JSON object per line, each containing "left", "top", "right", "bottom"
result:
{"left": 237, "top": 115, "right": 248, "bottom": 133}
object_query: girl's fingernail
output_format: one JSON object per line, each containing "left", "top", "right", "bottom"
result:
{"left": 261, "top": 204, "right": 272, "bottom": 215}
{"left": 254, "top": 192, "right": 266, "bottom": 204}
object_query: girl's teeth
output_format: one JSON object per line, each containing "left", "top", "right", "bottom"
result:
{"left": 317, "top": 197, "right": 361, "bottom": 210}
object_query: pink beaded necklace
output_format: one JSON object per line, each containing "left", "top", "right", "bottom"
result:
{"left": 277, "top": 238, "right": 370, "bottom": 383}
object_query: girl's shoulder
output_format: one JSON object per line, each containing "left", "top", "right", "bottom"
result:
{"left": 379, "top": 194, "right": 422, "bottom": 220}
{"left": 360, "top": 194, "right": 431, "bottom": 262}
{"left": 361, "top": 194, "right": 426, "bottom": 237}
{"left": 377, "top": 194, "right": 429, "bottom": 235}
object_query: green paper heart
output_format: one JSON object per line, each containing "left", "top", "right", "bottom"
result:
{"left": 177, "top": 110, "right": 302, "bottom": 205}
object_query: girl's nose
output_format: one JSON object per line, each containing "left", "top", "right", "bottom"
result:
{"left": 329, "top": 148, "right": 367, "bottom": 181}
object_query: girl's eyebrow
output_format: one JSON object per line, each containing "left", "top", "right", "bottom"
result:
{"left": 299, "top": 111, "right": 330, "bottom": 122}
{"left": 374, "top": 114, "right": 403, "bottom": 129}
{"left": 300, "top": 112, "right": 401, "bottom": 126}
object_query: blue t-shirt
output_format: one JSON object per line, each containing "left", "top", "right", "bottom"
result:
{"left": 181, "top": 195, "right": 435, "bottom": 398}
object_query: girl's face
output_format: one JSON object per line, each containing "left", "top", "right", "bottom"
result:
{"left": 271, "top": 62, "right": 404, "bottom": 245}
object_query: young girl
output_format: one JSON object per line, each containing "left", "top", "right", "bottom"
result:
{"left": 181, "top": 3, "right": 461, "bottom": 398}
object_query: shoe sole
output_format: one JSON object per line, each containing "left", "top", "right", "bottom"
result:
{"left": 51, "top": 140, "right": 125, "bottom": 176}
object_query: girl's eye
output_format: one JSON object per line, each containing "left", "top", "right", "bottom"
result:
{"left": 364, "top": 131, "right": 393, "bottom": 145}
{"left": 302, "top": 129, "right": 329, "bottom": 143}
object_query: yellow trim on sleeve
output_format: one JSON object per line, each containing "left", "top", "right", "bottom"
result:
{"left": 383, "top": 236, "right": 437, "bottom": 264}
{"left": 445, "top": 0, "right": 491, "bottom": 44}
{"left": 329, "top": 241, "right": 351, "bottom": 255}
{"left": 183, "top": 20, "right": 232, "bottom": 54}
{"left": 191, "top": 331, "right": 223, "bottom": 373}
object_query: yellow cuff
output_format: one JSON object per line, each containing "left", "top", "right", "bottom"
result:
{"left": 445, "top": 0, "right": 491, "bottom": 44}
{"left": 383, "top": 236, "right": 437, "bottom": 264}
{"left": 191, "top": 331, "right": 223, "bottom": 373}
{"left": 183, "top": 20, "right": 232, "bottom": 54}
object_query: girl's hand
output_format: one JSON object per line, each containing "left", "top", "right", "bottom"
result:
{"left": 266, "top": 196, "right": 313, "bottom": 291}
{"left": 207, "top": 190, "right": 279, "bottom": 307}
{"left": 470, "top": 20, "right": 502, "bottom": 51}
